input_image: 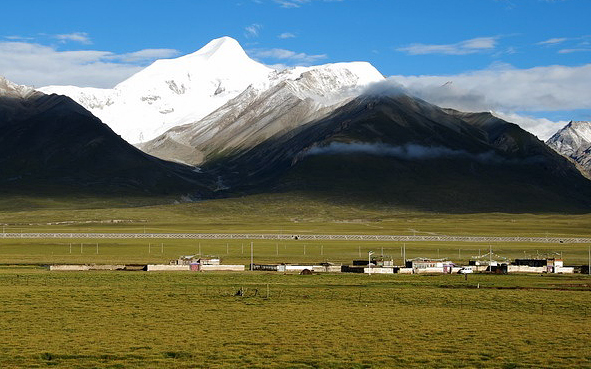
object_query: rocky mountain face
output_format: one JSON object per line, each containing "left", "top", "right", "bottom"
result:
{"left": 202, "top": 94, "right": 591, "bottom": 212}
{"left": 138, "top": 62, "right": 384, "bottom": 165}
{"left": 546, "top": 121, "right": 591, "bottom": 176}
{"left": 0, "top": 78, "right": 213, "bottom": 196}
{"left": 39, "top": 37, "right": 273, "bottom": 144}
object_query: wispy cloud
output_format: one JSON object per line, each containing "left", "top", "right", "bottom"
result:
{"left": 115, "top": 48, "right": 180, "bottom": 63}
{"left": 397, "top": 37, "right": 498, "bottom": 55}
{"left": 558, "top": 48, "right": 591, "bottom": 54}
{"left": 537, "top": 37, "right": 568, "bottom": 45}
{"left": 4, "top": 35, "right": 34, "bottom": 41}
{"left": 244, "top": 24, "right": 262, "bottom": 38}
{"left": 0, "top": 41, "right": 180, "bottom": 88}
{"left": 278, "top": 32, "right": 296, "bottom": 39}
{"left": 273, "top": 0, "right": 344, "bottom": 8}
{"left": 54, "top": 32, "right": 92, "bottom": 45}
{"left": 248, "top": 47, "right": 327, "bottom": 65}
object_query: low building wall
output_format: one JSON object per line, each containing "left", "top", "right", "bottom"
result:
{"left": 88, "top": 264, "right": 125, "bottom": 270}
{"left": 507, "top": 265, "right": 545, "bottom": 273}
{"left": 146, "top": 264, "right": 190, "bottom": 271}
{"left": 285, "top": 265, "right": 316, "bottom": 272}
{"left": 555, "top": 267, "right": 575, "bottom": 274}
{"left": 414, "top": 267, "right": 446, "bottom": 274}
{"left": 200, "top": 265, "right": 245, "bottom": 272}
{"left": 50, "top": 265, "right": 90, "bottom": 271}
{"left": 397, "top": 268, "right": 413, "bottom": 274}
{"left": 364, "top": 267, "right": 394, "bottom": 274}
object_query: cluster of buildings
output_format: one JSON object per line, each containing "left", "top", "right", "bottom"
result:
{"left": 251, "top": 257, "right": 585, "bottom": 275}
{"left": 49, "top": 255, "right": 588, "bottom": 275}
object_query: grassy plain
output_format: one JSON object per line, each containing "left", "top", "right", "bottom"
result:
{"left": 1, "top": 192, "right": 590, "bottom": 265}
{"left": 1, "top": 193, "right": 591, "bottom": 237}
{"left": 1, "top": 193, "right": 590, "bottom": 368}
{"left": 0, "top": 270, "right": 589, "bottom": 368}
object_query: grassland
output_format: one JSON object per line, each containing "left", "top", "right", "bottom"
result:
{"left": 1, "top": 192, "right": 590, "bottom": 367}
{"left": 0, "top": 269, "right": 589, "bottom": 368}
{"left": 1, "top": 192, "right": 590, "bottom": 266}
{"left": 1, "top": 192, "right": 591, "bottom": 237}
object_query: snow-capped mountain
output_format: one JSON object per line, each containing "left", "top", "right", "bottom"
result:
{"left": 138, "top": 61, "right": 384, "bottom": 164}
{"left": 39, "top": 37, "right": 273, "bottom": 143}
{"left": 546, "top": 121, "right": 591, "bottom": 175}
{"left": 0, "top": 76, "right": 38, "bottom": 99}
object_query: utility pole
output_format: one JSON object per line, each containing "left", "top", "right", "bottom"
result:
{"left": 368, "top": 251, "right": 374, "bottom": 275}
{"left": 80, "top": 243, "right": 83, "bottom": 254}
{"left": 250, "top": 242, "right": 254, "bottom": 271}
{"left": 321, "top": 245, "right": 323, "bottom": 256}
{"left": 403, "top": 243, "right": 406, "bottom": 264}
{"left": 276, "top": 243, "right": 279, "bottom": 256}
{"left": 226, "top": 243, "right": 229, "bottom": 255}
{"left": 96, "top": 243, "right": 99, "bottom": 254}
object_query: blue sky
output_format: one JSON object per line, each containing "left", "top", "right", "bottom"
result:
{"left": 1, "top": 0, "right": 590, "bottom": 137}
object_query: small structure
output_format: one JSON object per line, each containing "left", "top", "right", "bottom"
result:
{"left": 171, "top": 256, "right": 220, "bottom": 266}
{"left": 147, "top": 264, "right": 190, "bottom": 271}
{"left": 406, "top": 258, "right": 456, "bottom": 274}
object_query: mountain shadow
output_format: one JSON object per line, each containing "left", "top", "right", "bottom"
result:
{"left": 0, "top": 92, "right": 214, "bottom": 197}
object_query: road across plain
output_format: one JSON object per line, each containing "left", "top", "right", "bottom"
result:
{"left": 1, "top": 233, "right": 590, "bottom": 243}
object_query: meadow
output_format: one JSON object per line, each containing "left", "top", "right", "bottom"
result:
{"left": 1, "top": 193, "right": 590, "bottom": 368}
{"left": 0, "top": 270, "right": 589, "bottom": 368}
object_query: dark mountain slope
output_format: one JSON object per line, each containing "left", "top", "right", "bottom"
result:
{"left": 0, "top": 92, "right": 214, "bottom": 196}
{"left": 205, "top": 94, "right": 591, "bottom": 213}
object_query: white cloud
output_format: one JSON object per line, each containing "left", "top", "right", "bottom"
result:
{"left": 372, "top": 63, "right": 591, "bottom": 139}
{"left": 244, "top": 24, "right": 262, "bottom": 38}
{"left": 54, "top": 32, "right": 92, "bottom": 45}
{"left": 278, "top": 32, "right": 296, "bottom": 39}
{"left": 273, "top": 0, "right": 344, "bottom": 8}
{"left": 537, "top": 37, "right": 568, "bottom": 45}
{"left": 390, "top": 63, "right": 591, "bottom": 112}
{"left": 115, "top": 48, "right": 179, "bottom": 63}
{"left": 492, "top": 112, "right": 568, "bottom": 140}
{"left": 248, "top": 47, "right": 327, "bottom": 65}
{"left": 0, "top": 41, "right": 180, "bottom": 88}
{"left": 397, "top": 37, "right": 498, "bottom": 55}
{"left": 558, "top": 48, "right": 591, "bottom": 54}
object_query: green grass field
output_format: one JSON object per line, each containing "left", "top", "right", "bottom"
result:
{"left": 0, "top": 270, "right": 589, "bottom": 368}
{"left": 1, "top": 193, "right": 590, "bottom": 367}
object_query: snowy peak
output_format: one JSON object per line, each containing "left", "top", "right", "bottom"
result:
{"left": 38, "top": 36, "right": 384, "bottom": 145}
{"left": 547, "top": 120, "right": 591, "bottom": 156}
{"left": 185, "top": 36, "right": 249, "bottom": 61}
{"left": 138, "top": 60, "right": 385, "bottom": 165}
{"left": 40, "top": 37, "right": 273, "bottom": 143}
{"left": 0, "top": 76, "right": 38, "bottom": 99}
